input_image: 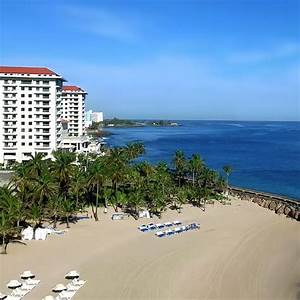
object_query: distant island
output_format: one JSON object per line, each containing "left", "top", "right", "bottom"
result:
{"left": 88, "top": 118, "right": 180, "bottom": 130}
{"left": 86, "top": 118, "right": 180, "bottom": 138}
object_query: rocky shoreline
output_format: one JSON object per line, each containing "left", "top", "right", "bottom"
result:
{"left": 229, "top": 186, "right": 300, "bottom": 222}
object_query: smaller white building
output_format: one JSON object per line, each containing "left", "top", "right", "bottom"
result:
{"left": 91, "top": 111, "right": 103, "bottom": 123}
{"left": 85, "top": 110, "right": 104, "bottom": 128}
{"left": 85, "top": 109, "right": 93, "bottom": 128}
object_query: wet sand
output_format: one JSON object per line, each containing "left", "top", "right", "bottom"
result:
{"left": 0, "top": 198, "right": 299, "bottom": 300}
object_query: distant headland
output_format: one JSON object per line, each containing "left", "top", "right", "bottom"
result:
{"left": 101, "top": 118, "right": 181, "bottom": 128}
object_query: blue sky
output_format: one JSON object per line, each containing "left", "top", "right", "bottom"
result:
{"left": 0, "top": 0, "right": 299, "bottom": 121}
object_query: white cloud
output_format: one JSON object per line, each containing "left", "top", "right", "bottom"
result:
{"left": 227, "top": 42, "right": 300, "bottom": 64}
{"left": 61, "top": 5, "right": 138, "bottom": 42}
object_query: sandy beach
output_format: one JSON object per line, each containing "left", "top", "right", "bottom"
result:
{"left": 0, "top": 198, "right": 299, "bottom": 300}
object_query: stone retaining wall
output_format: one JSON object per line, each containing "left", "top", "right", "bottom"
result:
{"left": 229, "top": 187, "right": 300, "bottom": 222}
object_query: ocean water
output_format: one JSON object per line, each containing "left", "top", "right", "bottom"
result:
{"left": 106, "top": 121, "right": 300, "bottom": 200}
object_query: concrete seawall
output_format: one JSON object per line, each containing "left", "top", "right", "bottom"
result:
{"left": 229, "top": 186, "right": 300, "bottom": 221}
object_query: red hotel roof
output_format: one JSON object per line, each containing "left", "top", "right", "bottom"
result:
{"left": 0, "top": 66, "right": 58, "bottom": 75}
{"left": 62, "top": 85, "right": 85, "bottom": 92}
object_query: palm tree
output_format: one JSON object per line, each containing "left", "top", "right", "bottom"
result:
{"left": 26, "top": 152, "right": 47, "bottom": 178}
{"left": 0, "top": 210, "right": 20, "bottom": 254}
{"left": 110, "top": 191, "right": 127, "bottom": 212}
{"left": 29, "top": 203, "right": 44, "bottom": 238}
{"left": 32, "top": 172, "right": 57, "bottom": 205}
{"left": 108, "top": 148, "right": 128, "bottom": 195}
{"left": 127, "top": 190, "right": 143, "bottom": 218}
{"left": 189, "top": 154, "right": 204, "bottom": 185}
{"left": 173, "top": 150, "right": 186, "bottom": 187}
{"left": 60, "top": 198, "right": 75, "bottom": 228}
{"left": 126, "top": 142, "right": 145, "bottom": 160}
{"left": 87, "top": 158, "right": 106, "bottom": 221}
{"left": 10, "top": 162, "right": 34, "bottom": 208}
{"left": 0, "top": 186, "right": 23, "bottom": 254}
{"left": 46, "top": 196, "right": 63, "bottom": 228}
{"left": 223, "top": 165, "right": 233, "bottom": 200}
{"left": 52, "top": 151, "right": 76, "bottom": 199}
{"left": 70, "top": 167, "right": 86, "bottom": 209}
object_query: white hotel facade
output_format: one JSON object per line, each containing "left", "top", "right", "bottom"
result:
{"left": 0, "top": 66, "right": 89, "bottom": 166}
{"left": 61, "top": 85, "right": 86, "bottom": 137}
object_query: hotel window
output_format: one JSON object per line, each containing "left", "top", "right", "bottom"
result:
{"left": 21, "top": 108, "right": 25, "bottom": 111}
{"left": 28, "top": 108, "right": 32, "bottom": 111}
{"left": 21, "top": 101, "right": 25, "bottom": 104}
{"left": 21, "top": 115, "right": 25, "bottom": 118}
{"left": 21, "top": 122, "right": 25, "bottom": 125}
{"left": 29, "top": 115, "right": 32, "bottom": 118}
{"left": 29, "top": 101, "right": 32, "bottom": 104}
{"left": 21, "top": 87, "right": 25, "bottom": 90}
{"left": 29, "top": 129, "right": 32, "bottom": 132}
{"left": 21, "top": 142, "right": 25, "bottom": 146}
{"left": 21, "top": 94, "right": 25, "bottom": 97}
{"left": 29, "top": 135, "right": 32, "bottom": 139}
{"left": 29, "top": 142, "right": 32, "bottom": 146}
{"left": 21, "top": 135, "right": 25, "bottom": 139}
{"left": 43, "top": 81, "right": 49, "bottom": 85}
{"left": 21, "top": 129, "right": 25, "bottom": 132}
{"left": 29, "top": 122, "right": 32, "bottom": 125}
{"left": 29, "top": 94, "right": 32, "bottom": 98}
{"left": 21, "top": 80, "right": 31, "bottom": 84}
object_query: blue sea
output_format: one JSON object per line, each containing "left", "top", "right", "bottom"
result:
{"left": 106, "top": 121, "right": 300, "bottom": 200}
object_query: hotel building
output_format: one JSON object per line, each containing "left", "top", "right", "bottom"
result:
{"left": 61, "top": 85, "right": 86, "bottom": 137}
{"left": 0, "top": 66, "right": 64, "bottom": 166}
{"left": 58, "top": 85, "right": 90, "bottom": 153}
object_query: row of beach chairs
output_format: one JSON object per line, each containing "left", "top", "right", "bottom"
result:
{"left": 155, "top": 223, "right": 200, "bottom": 237}
{"left": 138, "top": 221, "right": 182, "bottom": 232}
{"left": 2, "top": 271, "right": 40, "bottom": 300}
{"left": 44, "top": 270, "right": 86, "bottom": 300}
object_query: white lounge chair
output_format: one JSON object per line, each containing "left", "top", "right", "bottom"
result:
{"left": 56, "top": 290, "right": 76, "bottom": 300}
{"left": 138, "top": 225, "right": 148, "bottom": 232}
{"left": 156, "top": 223, "right": 164, "bottom": 229}
{"left": 6, "top": 296, "right": 22, "bottom": 300}
{"left": 25, "top": 278, "right": 40, "bottom": 286}
{"left": 174, "top": 227, "right": 182, "bottom": 233}
{"left": 11, "top": 288, "right": 28, "bottom": 297}
{"left": 173, "top": 220, "right": 181, "bottom": 225}
{"left": 164, "top": 222, "right": 172, "bottom": 227}
{"left": 155, "top": 231, "right": 165, "bottom": 237}
{"left": 165, "top": 229, "right": 174, "bottom": 236}
{"left": 71, "top": 279, "right": 86, "bottom": 286}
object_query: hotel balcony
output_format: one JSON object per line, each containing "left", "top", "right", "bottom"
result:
{"left": 3, "top": 144, "right": 17, "bottom": 149}
{"left": 3, "top": 83, "right": 17, "bottom": 87}
{"left": 3, "top": 123, "right": 17, "bottom": 128}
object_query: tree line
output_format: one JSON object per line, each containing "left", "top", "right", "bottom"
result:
{"left": 0, "top": 143, "right": 232, "bottom": 254}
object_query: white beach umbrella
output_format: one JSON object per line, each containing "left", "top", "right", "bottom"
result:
{"left": 65, "top": 270, "right": 80, "bottom": 279}
{"left": 0, "top": 292, "right": 7, "bottom": 299}
{"left": 20, "top": 270, "right": 35, "bottom": 279}
{"left": 52, "top": 283, "right": 67, "bottom": 292}
{"left": 7, "top": 280, "right": 22, "bottom": 289}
